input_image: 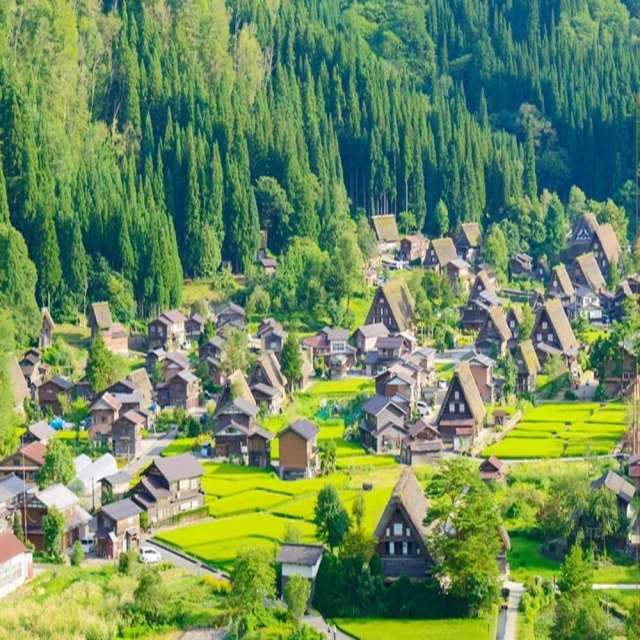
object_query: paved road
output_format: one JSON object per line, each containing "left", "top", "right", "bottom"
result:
{"left": 124, "top": 427, "right": 178, "bottom": 475}
{"left": 500, "top": 580, "right": 525, "bottom": 640}
{"left": 593, "top": 584, "right": 640, "bottom": 590}
{"left": 143, "top": 538, "right": 229, "bottom": 580}
{"left": 302, "top": 615, "right": 352, "bottom": 639}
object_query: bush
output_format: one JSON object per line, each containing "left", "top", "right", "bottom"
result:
{"left": 202, "top": 574, "right": 231, "bottom": 595}
{"left": 70, "top": 540, "right": 84, "bottom": 567}
{"left": 563, "top": 389, "right": 578, "bottom": 401}
{"left": 118, "top": 550, "right": 137, "bottom": 575}
{"left": 140, "top": 511, "right": 149, "bottom": 532}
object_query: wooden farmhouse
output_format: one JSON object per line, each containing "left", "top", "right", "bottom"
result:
{"left": 434, "top": 362, "right": 486, "bottom": 450}
{"left": 373, "top": 468, "right": 434, "bottom": 579}
{"left": 365, "top": 280, "right": 417, "bottom": 334}
{"left": 277, "top": 419, "right": 320, "bottom": 480}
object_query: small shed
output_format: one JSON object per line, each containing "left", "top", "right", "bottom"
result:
{"left": 275, "top": 544, "right": 324, "bottom": 601}
{"left": 479, "top": 456, "right": 504, "bottom": 482}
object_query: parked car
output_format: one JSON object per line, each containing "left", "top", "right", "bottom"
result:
{"left": 139, "top": 546, "right": 162, "bottom": 564}
{"left": 416, "top": 400, "right": 430, "bottom": 417}
{"left": 80, "top": 536, "right": 95, "bottom": 554}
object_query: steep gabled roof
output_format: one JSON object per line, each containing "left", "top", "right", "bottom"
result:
{"left": 374, "top": 468, "right": 430, "bottom": 546}
{"left": 548, "top": 263, "right": 575, "bottom": 298}
{"left": 49, "top": 375, "right": 73, "bottom": 391}
{"left": 592, "top": 223, "right": 622, "bottom": 264}
{"left": 90, "top": 302, "right": 113, "bottom": 329}
{"left": 376, "top": 280, "right": 417, "bottom": 332}
{"left": 9, "top": 355, "right": 29, "bottom": 408}
{"left": 481, "top": 306, "right": 512, "bottom": 343}
{"left": 541, "top": 298, "right": 578, "bottom": 352}
{"left": 41, "top": 307, "right": 55, "bottom": 330}
{"left": 436, "top": 362, "right": 486, "bottom": 425}
{"left": 100, "top": 498, "right": 143, "bottom": 522}
{"left": 573, "top": 253, "right": 606, "bottom": 292}
{"left": 253, "top": 352, "right": 286, "bottom": 390}
{"left": 371, "top": 215, "right": 399, "bottom": 243}
{"left": 458, "top": 222, "right": 482, "bottom": 247}
{"left": 516, "top": 340, "right": 541, "bottom": 376}
{"left": 427, "top": 238, "right": 457, "bottom": 266}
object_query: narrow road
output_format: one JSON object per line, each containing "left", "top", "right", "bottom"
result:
{"left": 124, "top": 426, "right": 178, "bottom": 475}
{"left": 143, "top": 538, "right": 229, "bottom": 581}
{"left": 500, "top": 580, "right": 525, "bottom": 640}
{"left": 302, "top": 615, "right": 353, "bottom": 639}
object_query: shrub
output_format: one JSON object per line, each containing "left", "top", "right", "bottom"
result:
{"left": 70, "top": 540, "right": 84, "bottom": 567}
{"left": 118, "top": 550, "right": 136, "bottom": 575}
{"left": 140, "top": 511, "right": 149, "bottom": 532}
{"left": 202, "top": 574, "right": 231, "bottom": 595}
{"left": 563, "top": 389, "right": 578, "bottom": 401}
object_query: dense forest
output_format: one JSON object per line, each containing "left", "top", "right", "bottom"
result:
{"left": 0, "top": 0, "right": 639, "bottom": 344}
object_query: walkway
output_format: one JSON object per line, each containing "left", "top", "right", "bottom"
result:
{"left": 302, "top": 614, "right": 352, "bottom": 639}
{"left": 501, "top": 580, "right": 525, "bottom": 640}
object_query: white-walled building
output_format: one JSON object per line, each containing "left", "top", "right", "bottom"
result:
{"left": 0, "top": 531, "right": 33, "bottom": 598}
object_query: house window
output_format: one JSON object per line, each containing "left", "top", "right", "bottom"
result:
{"left": 548, "top": 333, "right": 554, "bottom": 341}
{"left": 459, "top": 403, "right": 465, "bottom": 413}
{"left": 542, "top": 321, "right": 548, "bottom": 329}
{"left": 385, "top": 527, "right": 390, "bottom": 537}
{"left": 406, "top": 527, "right": 410, "bottom": 537}
{"left": 389, "top": 542, "right": 395, "bottom": 555}
{"left": 393, "top": 523, "right": 403, "bottom": 536}
{"left": 402, "top": 542, "right": 408, "bottom": 555}
{"left": 536, "top": 333, "right": 542, "bottom": 342}
{"left": 449, "top": 403, "right": 455, "bottom": 413}
{"left": 454, "top": 391, "right": 460, "bottom": 400}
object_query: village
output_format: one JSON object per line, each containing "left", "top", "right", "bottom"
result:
{"left": 0, "top": 209, "right": 638, "bottom": 639}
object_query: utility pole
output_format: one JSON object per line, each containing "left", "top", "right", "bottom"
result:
{"left": 21, "top": 433, "right": 28, "bottom": 545}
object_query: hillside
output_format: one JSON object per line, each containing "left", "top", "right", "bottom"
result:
{"left": 0, "top": 0, "right": 638, "bottom": 338}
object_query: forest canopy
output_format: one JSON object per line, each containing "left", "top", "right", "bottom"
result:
{"left": 0, "top": 0, "right": 638, "bottom": 337}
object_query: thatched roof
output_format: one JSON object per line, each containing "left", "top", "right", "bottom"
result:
{"left": 548, "top": 263, "right": 575, "bottom": 298}
{"left": 377, "top": 280, "right": 417, "bottom": 332}
{"left": 516, "top": 340, "right": 541, "bottom": 376}
{"left": 485, "top": 306, "right": 512, "bottom": 343}
{"left": 541, "top": 298, "right": 578, "bottom": 352}
{"left": 8, "top": 355, "right": 29, "bottom": 409}
{"left": 371, "top": 215, "right": 399, "bottom": 243}
{"left": 253, "top": 351, "right": 286, "bottom": 390}
{"left": 573, "top": 253, "right": 606, "bottom": 292}
{"left": 428, "top": 238, "right": 457, "bottom": 267}
{"left": 592, "top": 223, "right": 622, "bottom": 264}
{"left": 459, "top": 222, "right": 482, "bottom": 247}
{"left": 436, "top": 361, "right": 486, "bottom": 426}
{"left": 91, "top": 302, "right": 113, "bottom": 329}
{"left": 374, "top": 468, "right": 429, "bottom": 541}
{"left": 41, "top": 307, "right": 55, "bottom": 330}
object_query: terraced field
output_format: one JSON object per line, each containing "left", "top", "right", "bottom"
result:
{"left": 482, "top": 402, "right": 629, "bottom": 459}
{"left": 156, "top": 462, "right": 401, "bottom": 570}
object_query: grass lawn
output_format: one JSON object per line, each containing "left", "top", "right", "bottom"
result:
{"left": 508, "top": 537, "right": 562, "bottom": 582}
{"left": 482, "top": 402, "right": 628, "bottom": 459}
{"left": 435, "top": 362, "right": 455, "bottom": 381}
{"left": 335, "top": 611, "right": 497, "bottom": 640}
{"left": 182, "top": 279, "right": 216, "bottom": 305}
{"left": 593, "top": 563, "right": 640, "bottom": 584}
{"left": 157, "top": 463, "right": 401, "bottom": 570}
{"left": 53, "top": 323, "right": 90, "bottom": 348}
{"left": 161, "top": 437, "right": 197, "bottom": 457}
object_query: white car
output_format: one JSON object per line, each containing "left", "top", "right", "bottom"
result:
{"left": 139, "top": 546, "right": 162, "bottom": 564}
{"left": 416, "top": 401, "right": 430, "bottom": 417}
{"left": 79, "top": 536, "right": 94, "bottom": 554}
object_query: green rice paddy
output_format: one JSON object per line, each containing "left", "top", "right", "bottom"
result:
{"left": 483, "top": 402, "right": 629, "bottom": 459}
